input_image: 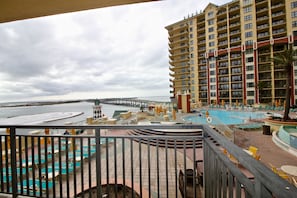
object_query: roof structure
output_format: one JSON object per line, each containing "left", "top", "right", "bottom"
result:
{"left": 0, "top": 0, "right": 156, "bottom": 23}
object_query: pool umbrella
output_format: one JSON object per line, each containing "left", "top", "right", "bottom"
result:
{"left": 6, "top": 128, "right": 10, "bottom": 149}
{"left": 172, "top": 109, "right": 176, "bottom": 120}
{"left": 70, "top": 129, "right": 76, "bottom": 151}
{"left": 275, "top": 100, "right": 279, "bottom": 107}
{"left": 44, "top": 128, "right": 51, "bottom": 144}
{"left": 163, "top": 106, "right": 167, "bottom": 115}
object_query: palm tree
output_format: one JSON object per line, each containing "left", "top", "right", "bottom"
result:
{"left": 272, "top": 44, "right": 297, "bottom": 121}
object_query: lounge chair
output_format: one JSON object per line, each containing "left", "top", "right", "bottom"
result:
{"left": 2, "top": 167, "right": 32, "bottom": 175}
{"left": 21, "top": 179, "right": 54, "bottom": 191}
{"left": 45, "top": 161, "right": 81, "bottom": 175}
{"left": 248, "top": 146, "right": 258, "bottom": 157}
{"left": 40, "top": 167, "right": 60, "bottom": 180}
{"left": 21, "top": 155, "right": 52, "bottom": 167}
{"left": 269, "top": 163, "right": 289, "bottom": 180}
{"left": 254, "top": 154, "right": 261, "bottom": 160}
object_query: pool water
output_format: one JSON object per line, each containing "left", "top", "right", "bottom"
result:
{"left": 184, "top": 110, "right": 265, "bottom": 125}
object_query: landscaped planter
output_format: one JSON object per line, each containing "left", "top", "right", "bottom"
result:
{"left": 264, "top": 118, "right": 297, "bottom": 132}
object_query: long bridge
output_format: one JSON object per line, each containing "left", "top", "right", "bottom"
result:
{"left": 94, "top": 97, "right": 170, "bottom": 108}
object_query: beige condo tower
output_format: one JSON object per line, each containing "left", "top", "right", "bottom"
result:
{"left": 166, "top": 0, "right": 297, "bottom": 108}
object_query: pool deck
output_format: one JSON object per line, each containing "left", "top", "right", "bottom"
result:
{"left": 234, "top": 128, "right": 297, "bottom": 168}
{"left": 60, "top": 109, "right": 297, "bottom": 196}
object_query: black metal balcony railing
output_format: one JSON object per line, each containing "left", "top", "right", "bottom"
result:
{"left": 0, "top": 124, "right": 296, "bottom": 198}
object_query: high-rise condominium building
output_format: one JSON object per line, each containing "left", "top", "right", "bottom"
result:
{"left": 166, "top": 0, "right": 297, "bottom": 107}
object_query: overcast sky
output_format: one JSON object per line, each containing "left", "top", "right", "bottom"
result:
{"left": 0, "top": 0, "right": 228, "bottom": 102}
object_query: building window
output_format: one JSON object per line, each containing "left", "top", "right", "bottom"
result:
{"left": 208, "top": 11, "right": 214, "bottom": 18}
{"left": 209, "top": 34, "right": 215, "bottom": 39}
{"left": 209, "top": 41, "right": 215, "bottom": 47}
{"left": 245, "top": 31, "right": 253, "bottom": 38}
{"left": 210, "top": 92, "right": 216, "bottom": 97}
{"left": 292, "top": 11, "right": 297, "bottom": 18}
{"left": 247, "top": 99, "right": 254, "bottom": 105}
{"left": 209, "top": 57, "right": 216, "bottom": 61}
{"left": 208, "top": 27, "right": 214, "bottom": 32}
{"left": 210, "top": 63, "right": 215, "bottom": 68}
{"left": 247, "top": 82, "right": 254, "bottom": 88}
{"left": 246, "top": 65, "right": 254, "bottom": 71}
{"left": 246, "top": 57, "right": 253, "bottom": 63}
{"left": 247, "top": 74, "right": 254, "bottom": 79}
{"left": 293, "top": 21, "right": 297, "bottom": 27}
{"left": 210, "top": 85, "right": 216, "bottom": 90}
{"left": 190, "top": 53, "right": 194, "bottom": 58}
{"left": 246, "top": 48, "right": 253, "bottom": 54}
{"left": 244, "top": 14, "right": 252, "bottom": 21}
{"left": 245, "top": 40, "right": 253, "bottom": 46}
{"left": 292, "top": 1, "right": 297, "bottom": 8}
{"left": 190, "top": 34, "right": 193, "bottom": 38}
{"left": 243, "top": 0, "right": 251, "bottom": 6}
{"left": 210, "top": 70, "right": 215, "bottom": 75}
{"left": 244, "top": 6, "right": 252, "bottom": 13}
{"left": 189, "top": 27, "right": 193, "bottom": 32}
{"left": 208, "top": 19, "right": 214, "bottom": 25}
{"left": 244, "top": 23, "right": 252, "bottom": 30}
{"left": 190, "top": 60, "right": 194, "bottom": 65}
{"left": 247, "top": 91, "right": 254, "bottom": 96}
{"left": 210, "top": 77, "right": 216, "bottom": 83}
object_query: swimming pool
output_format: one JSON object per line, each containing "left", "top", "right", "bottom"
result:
{"left": 184, "top": 109, "right": 265, "bottom": 125}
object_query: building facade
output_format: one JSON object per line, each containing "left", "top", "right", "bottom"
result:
{"left": 166, "top": 0, "right": 297, "bottom": 107}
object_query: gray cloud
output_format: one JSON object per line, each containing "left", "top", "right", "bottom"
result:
{"left": 0, "top": 0, "right": 228, "bottom": 102}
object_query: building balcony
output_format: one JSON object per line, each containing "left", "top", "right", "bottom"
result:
{"left": 257, "top": 24, "right": 269, "bottom": 31}
{"left": 229, "top": 6, "right": 240, "bottom": 13}
{"left": 217, "top": 9, "right": 227, "bottom": 17}
{"left": 271, "top": 11, "right": 285, "bottom": 18}
{"left": 256, "top": 0, "right": 266, "bottom": 6}
{"left": 217, "top": 18, "right": 227, "bottom": 25}
{"left": 256, "top": 7, "right": 268, "bottom": 14}
{"left": 0, "top": 123, "right": 296, "bottom": 198}
{"left": 258, "top": 32, "right": 270, "bottom": 41}
{"left": 217, "top": 25, "right": 227, "bottom": 33}
{"left": 257, "top": 15, "right": 269, "bottom": 22}
{"left": 229, "top": 14, "right": 240, "bottom": 23}
{"left": 271, "top": 3, "right": 285, "bottom": 12}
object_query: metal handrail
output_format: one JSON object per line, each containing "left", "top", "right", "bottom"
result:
{"left": 0, "top": 124, "right": 296, "bottom": 198}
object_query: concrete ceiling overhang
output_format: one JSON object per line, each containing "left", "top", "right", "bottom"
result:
{"left": 0, "top": 0, "right": 157, "bottom": 23}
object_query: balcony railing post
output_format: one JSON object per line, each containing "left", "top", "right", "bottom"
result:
{"left": 9, "top": 127, "right": 17, "bottom": 198}
{"left": 95, "top": 128, "right": 102, "bottom": 197}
